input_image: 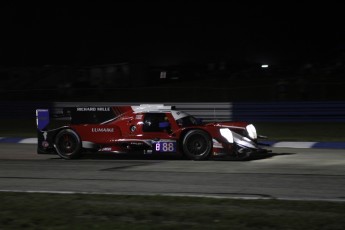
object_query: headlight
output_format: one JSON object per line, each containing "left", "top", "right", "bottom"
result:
{"left": 246, "top": 124, "right": 257, "bottom": 140}
{"left": 220, "top": 128, "right": 234, "bottom": 143}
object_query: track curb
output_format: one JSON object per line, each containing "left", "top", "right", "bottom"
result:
{"left": 261, "top": 141, "right": 345, "bottom": 149}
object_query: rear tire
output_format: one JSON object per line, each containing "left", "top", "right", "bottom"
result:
{"left": 54, "top": 129, "right": 82, "bottom": 159}
{"left": 182, "top": 130, "right": 212, "bottom": 160}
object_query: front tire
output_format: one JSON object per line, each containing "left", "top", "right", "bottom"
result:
{"left": 54, "top": 129, "right": 82, "bottom": 159}
{"left": 182, "top": 130, "right": 212, "bottom": 160}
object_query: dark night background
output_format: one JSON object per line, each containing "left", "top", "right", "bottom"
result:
{"left": 1, "top": 1, "right": 345, "bottom": 102}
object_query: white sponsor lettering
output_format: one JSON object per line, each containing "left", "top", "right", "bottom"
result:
{"left": 77, "top": 107, "right": 110, "bottom": 112}
{"left": 43, "top": 132, "right": 48, "bottom": 140}
{"left": 136, "top": 115, "right": 143, "bottom": 120}
{"left": 97, "top": 107, "right": 110, "bottom": 111}
{"left": 91, "top": 128, "right": 114, "bottom": 133}
{"left": 77, "top": 107, "right": 96, "bottom": 111}
{"left": 101, "top": 147, "right": 112, "bottom": 151}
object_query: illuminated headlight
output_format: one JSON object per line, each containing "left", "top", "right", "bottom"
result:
{"left": 220, "top": 128, "right": 234, "bottom": 143}
{"left": 246, "top": 124, "right": 257, "bottom": 140}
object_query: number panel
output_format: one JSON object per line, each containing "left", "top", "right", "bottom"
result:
{"left": 153, "top": 141, "right": 177, "bottom": 153}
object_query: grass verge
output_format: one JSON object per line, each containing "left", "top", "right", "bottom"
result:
{"left": 1, "top": 192, "right": 345, "bottom": 230}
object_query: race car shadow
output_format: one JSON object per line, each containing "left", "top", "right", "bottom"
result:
{"left": 77, "top": 151, "right": 296, "bottom": 161}
{"left": 80, "top": 151, "right": 186, "bottom": 161}
{"left": 247, "top": 152, "right": 297, "bottom": 161}
{"left": 212, "top": 152, "right": 297, "bottom": 161}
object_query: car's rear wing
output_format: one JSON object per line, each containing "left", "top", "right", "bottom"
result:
{"left": 35, "top": 106, "right": 132, "bottom": 131}
{"left": 36, "top": 109, "right": 50, "bottom": 131}
{"left": 36, "top": 104, "right": 178, "bottom": 131}
{"left": 36, "top": 108, "right": 73, "bottom": 131}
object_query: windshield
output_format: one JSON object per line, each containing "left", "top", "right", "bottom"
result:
{"left": 176, "top": 115, "right": 202, "bottom": 127}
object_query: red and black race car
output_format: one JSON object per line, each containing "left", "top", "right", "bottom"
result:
{"left": 36, "top": 104, "right": 269, "bottom": 160}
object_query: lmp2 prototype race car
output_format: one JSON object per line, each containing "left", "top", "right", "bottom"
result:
{"left": 36, "top": 104, "right": 269, "bottom": 160}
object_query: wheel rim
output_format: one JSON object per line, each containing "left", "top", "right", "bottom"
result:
{"left": 57, "top": 133, "right": 78, "bottom": 156}
{"left": 186, "top": 134, "right": 208, "bottom": 156}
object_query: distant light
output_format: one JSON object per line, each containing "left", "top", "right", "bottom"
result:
{"left": 261, "top": 64, "right": 269, "bottom": 68}
{"left": 160, "top": 71, "right": 167, "bottom": 79}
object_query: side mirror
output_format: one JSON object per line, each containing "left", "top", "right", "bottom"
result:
{"left": 159, "top": 121, "right": 170, "bottom": 129}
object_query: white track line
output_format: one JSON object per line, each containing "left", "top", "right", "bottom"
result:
{"left": 272, "top": 142, "right": 317, "bottom": 148}
{"left": 0, "top": 189, "right": 344, "bottom": 202}
{"left": 18, "top": 138, "right": 38, "bottom": 144}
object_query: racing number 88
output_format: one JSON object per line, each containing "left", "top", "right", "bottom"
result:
{"left": 156, "top": 142, "right": 174, "bottom": 152}
{"left": 162, "top": 142, "right": 174, "bottom": 152}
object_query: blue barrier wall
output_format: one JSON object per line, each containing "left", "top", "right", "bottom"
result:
{"left": 54, "top": 101, "right": 345, "bottom": 122}
{"left": 1, "top": 101, "right": 344, "bottom": 122}
{"left": 0, "top": 102, "right": 53, "bottom": 119}
{"left": 232, "top": 101, "right": 345, "bottom": 122}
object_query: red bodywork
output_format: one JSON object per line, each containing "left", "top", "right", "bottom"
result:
{"left": 37, "top": 105, "right": 264, "bottom": 159}
{"left": 71, "top": 107, "right": 247, "bottom": 155}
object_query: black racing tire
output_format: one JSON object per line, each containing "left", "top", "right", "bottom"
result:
{"left": 54, "top": 129, "right": 82, "bottom": 159}
{"left": 182, "top": 130, "right": 212, "bottom": 160}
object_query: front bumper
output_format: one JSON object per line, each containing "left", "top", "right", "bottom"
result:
{"left": 212, "top": 142, "right": 271, "bottom": 160}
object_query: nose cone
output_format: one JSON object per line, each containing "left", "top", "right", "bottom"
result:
{"left": 232, "top": 132, "right": 258, "bottom": 149}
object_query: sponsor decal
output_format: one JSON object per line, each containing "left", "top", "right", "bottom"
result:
{"left": 135, "top": 115, "right": 143, "bottom": 120}
{"left": 43, "top": 132, "right": 48, "bottom": 140}
{"left": 77, "top": 107, "right": 110, "bottom": 112}
{"left": 154, "top": 141, "right": 176, "bottom": 152}
{"left": 130, "top": 142, "right": 143, "bottom": 146}
{"left": 42, "top": 141, "right": 49, "bottom": 148}
{"left": 101, "top": 147, "right": 112, "bottom": 151}
{"left": 171, "top": 110, "right": 188, "bottom": 120}
{"left": 91, "top": 128, "right": 114, "bottom": 133}
{"left": 97, "top": 107, "right": 110, "bottom": 111}
{"left": 130, "top": 125, "right": 137, "bottom": 132}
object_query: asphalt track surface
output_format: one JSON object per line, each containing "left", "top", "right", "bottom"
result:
{"left": 0, "top": 143, "right": 344, "bottom": 202}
